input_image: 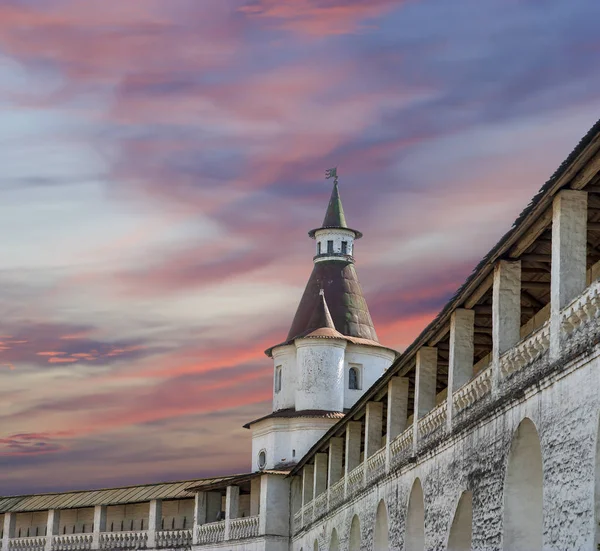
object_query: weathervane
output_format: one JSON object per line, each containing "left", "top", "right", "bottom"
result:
{"left": 325, "top": 167, "right": 338, "bottom": 185}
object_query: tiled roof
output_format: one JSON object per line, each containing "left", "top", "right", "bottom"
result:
{"left": 243, "top": 409, "right": 346, "bottom": 429}
{"left": 0, "top": 477, "right": 232, "bottom": 514}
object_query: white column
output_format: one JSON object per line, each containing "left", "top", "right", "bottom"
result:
{"left": 147, "top": 500, "right": 162, "bottom": 548}
{"left": 414, "top": 347, "right": 438, "bottom": 449}
{"left": 250, "top": 477, "right": 261, "bottom": 516}
{"left": 386, "top": 376, "right": 409, "bottom": 469}
{"left": 224, "top": 486, "right": 239, "bottom": 540}
{"left": 301, "top": 464, "right": 314, "bottom": 526}
{"left": 92, "top": 505, "right": 106, "bottom": 549}
{"left": 550, "top": 190, "right": 588, "bottom": 359}
{"left": 258, "top": 475, "right": 290, "bottom": 537}
{"left": 327, "top": 437, "right": 344, "bottom": 487}
{"left": 2, "top": 513, "right": 15, "bottom": 551}
{"left": 446, "top": 309, "right": 475, "bottom": 428}
{"left": 313, "top": 453, "right": 328, "bottom": 498}
{"left": 45, "top": 510, "right": 60, "bottom": 551}
{"left": 493, "top": 260, "right": 521, "bottom": 389}
{"left": 344, "top": 421, "right": 362, "bottom": 497}
{"left": 365, "top": 402, "right": 383, "bottom": 458}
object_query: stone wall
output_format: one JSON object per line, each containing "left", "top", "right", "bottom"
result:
{"left": 293, "top": 342, "right": 600, "bottom": 551}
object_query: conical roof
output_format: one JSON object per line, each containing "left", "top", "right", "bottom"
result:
{"left": 286, "top": 260, "right": 378, "bottom": 342}
{"left": 322, "top": 181, "right": 347, "bottom": 228}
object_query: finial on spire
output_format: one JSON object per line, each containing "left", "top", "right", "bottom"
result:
{"left": 325, "top": 167, "right": 338, "bottom": 186}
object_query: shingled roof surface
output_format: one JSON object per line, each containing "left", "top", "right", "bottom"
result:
{"left": 286, "top": 260, "right": 378, "bottom": 343}
{"left": 322, "top": 181, "right": 347, "bottom": 228}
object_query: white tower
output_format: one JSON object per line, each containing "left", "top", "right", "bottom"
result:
{"left": 244, "top": 176, "right": 398, "bottom": 471}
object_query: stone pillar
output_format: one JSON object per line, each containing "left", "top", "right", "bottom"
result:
{"left": 414, "top": 347, "right": 438, "bottom": 449}
{"left": 92, "top": 505, "right": 107, "bottom": 549}
{"left": 258, "top": 475, "right": 290, "bottom": 537}
{"left": 446, "top": 309, "right": 475, "bottom": 428}
{"left": 364, "top": 401, "right": 383, "bottom": 459}
{"left": 224, "top": 486, "right": 239, "bottom": 540}
{"left": 344, "top": 421, "right": 362, "bottom": 497}
{"left": 301, "top": 464, "right": 314, "bottom": 526}
{"left": 45, "top": 510, "right": 60, "bottom": 551}
{"left": 2, "top": 513, "right": 15, "bottom": 551}
{"left": 147, "top": 499, "right": 162, "bottom": 548}
{"left": 550, "top": 190, "right": 588, "bottom": 359}
{"left": 313, "top": 453, "right": 328, "bottom": 498}
{"left": 386, "top": 376, "right": 409, "bottom": 469}
{"left": 492, "top": 260, "right": 521, "bottom": 389}
{"left": 327, "top": 437, "right": 344, "bottom": 487}
{"left": 250, "top": 477, "right": 261, "bottom": 516}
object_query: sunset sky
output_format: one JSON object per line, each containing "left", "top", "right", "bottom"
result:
{"left": 1, "top": 0, "right": 600, "bottom": 495}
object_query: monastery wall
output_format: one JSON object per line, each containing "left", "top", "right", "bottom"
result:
{"left": 293, "top": 339, "right": 600, "bottom": 551}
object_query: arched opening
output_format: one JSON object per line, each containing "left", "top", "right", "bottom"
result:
{"left": 329, "top": 528, "right": 339, "bottom": 551}
{"left": 313, "top": 539, "right": 319, "bottom": 551}
{"left": 406, "top": 478, "right": 425, "bottom": 551}
{"left": 447, "top": 491, "right": 472, "bottom": 551}
{"left": 503, "top": 418, "right": 543, "bottom": 551}
{"left": 374, "top": 500, "right": 389, "bottom": 551}
{"left": 349, "top": 366, "right": 360, "bottom": 390}
{"left": 349, "top": 515, "right": 361, "bottom": 551}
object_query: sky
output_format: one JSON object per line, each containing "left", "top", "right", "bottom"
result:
{"left": 0, "top": 0, "right": 600, "bottom": 495}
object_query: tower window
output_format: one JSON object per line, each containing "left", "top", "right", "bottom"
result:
{"left": 327, "top": 240, "right": 334, "bottom": 254}
{"left": 349, "top": 365, "right": 361, "bottom": 390}
{"left": 317, "top": 242, "right": 322, "bottom": 255}
{"left": 275, "top": 365, "right": 282, "bottom": 393}
{"left": 258, "top": 449, "right": 267, "bottom": 470}
{"left": 341, "top": 241, "right": 348, "bottom": 254}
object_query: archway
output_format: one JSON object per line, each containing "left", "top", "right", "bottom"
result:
{"left": 406, "top": 478, "right": 425, "bottom": 551}
{"left": 329, "top": 528, "right": 339, "bottom": 551}
{"left": 374, "top": 500, "right": 389, "bottom": 551}
{"left": 447, "top": 491, "right": 472, "bottom": 551}
{"left": 349, "top": 515, "right": 361, "bottom": 551}
{"left": 313, "top": 539, "right": 319, "bottom": 551}
{"left": 503, "top": 418, "right": 543, "bottom": 551}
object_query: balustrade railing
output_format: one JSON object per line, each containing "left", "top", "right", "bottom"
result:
{"left": 196, "top": 522, "right": 224, "bottom": 546}
{"left": 366, "top": 447, "right": 386, "bottom": 483}
{"left": 499, "top": 321, "right": 550, "bottom": 378}
{"left": 293, "top": 510, "right": 303, "bottom": 534}
{"left": 347, "top": 463, "right": 364, "bottom": 497}
{"left": 328, "top": 477, "right": 345, "bottom": 510}
{"left": 8, "top": 537, "right": 46, "bottom": 551}
{"left": 390, "top": 426, "right": 412, "bottom": 465}
{"left": 303, "top": 502, "right": 314, "bottom": 524}
{"left": 154, "top": 530, "right": 191, "bottom": 549}
{"left": 228, "top": 516, "right": 258, "bottom": 540}
{"left": 418, "top": 401, "right": 447, "bottom": 438}
{"left": 98, "top": 532, "right": 147, "bottom": 550}
{"left": 562, "top": 279, "right": 600, "bottom": 338}
{"left": 52, "top": 534, "right": 93, "bottom": 551}
{"left": 453, "top": 366, "right": 492, "bottom": 413}
{"left": 314, "top": 493, "right": 328, "bottom": 520}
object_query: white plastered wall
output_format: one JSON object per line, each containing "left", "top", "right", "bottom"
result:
{"left": 344, "top": 345, "right": 396, "bottom": 410}
{"left": 313, "top": 229, "right": 355, "bottom": 257}
{"left": 15, "top": 512, "right": 46, "bottom": 538}
{"left": 295, "top": 339, "right": 346, "bottom": 412}
{"left": 106, "top": 503, "right": 148, "bottom": 532}
{"left": 272, "top": 345, "right": 296, "bottom": 411}
{"left": 161, "top": 499, "right": 194, "bottom": 530}
{"left": 59, "top": 507, "right": 94, "bottom": 534}
{"left": 251, "top": 417, "right": 340, "bottom": 471}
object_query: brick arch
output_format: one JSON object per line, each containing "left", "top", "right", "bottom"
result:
{"left": 447, "top": 490, "right": 473, "bottom": 551}
{"left": 374, "top": 499, "right": 389, "bottom": 551}
{"left": 406, "top": 478, "right": 425, "bottom": 551}
{"left": 503, "top": 417, "right": 543, "bottom": 551}
{"left": 348, "top": 514, "right": 361, "bottom": 551}
{"left": 328, "top": 527, "right": 339, "bottom": 551}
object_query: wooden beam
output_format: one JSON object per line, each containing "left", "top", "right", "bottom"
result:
{"left": 588, "top": 222, "right": 600, "bottom": 231}
{"left": 521, "top": 254, "right": 551, "bottom": 263}
{"left": 522, "top": 290, "right": 544, "bottom": 308}
{"left": 583, "top": 183, "right": 600, "bottom": 194}
{"left": 521, "top": 266, "right": 550, "bottom": 273}
{"left": 521, "top": 281, "right": 550, "bottom": 290}
{"left": 463, "top": 274, "right": 493, "bottom": 309}
{"left": 509, "top": 208, "right": 552, "bottom": 258}
{"left": 570, "top": 152, "right": 600, "bottom": 190}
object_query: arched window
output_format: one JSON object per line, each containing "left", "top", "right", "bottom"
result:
{"left": 406, "top": 478, "right": 425, "bottom": 551}
{"left": 349, "top": 515, "right": 360, "bottom": 551}
{"left": 503, "top": 418, "right": 543, "bottom": 551}
{"left": 374, "top": 500, "right": 389, "bottom": 551}
{"left": 447, "top": 491, "right": 472, "bottom": 551}
{"left": 349, "top": 366, "right": 361, "bottom": 390}
{"left": 313, "top": 539, "right": 319, "bottom": 551}
{"left": 274, "top": 366, "right": 282, "bottom": 393}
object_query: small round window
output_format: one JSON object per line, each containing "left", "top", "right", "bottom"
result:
{"left": 258, "top": 449, "right": 267, "bottom": 470}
